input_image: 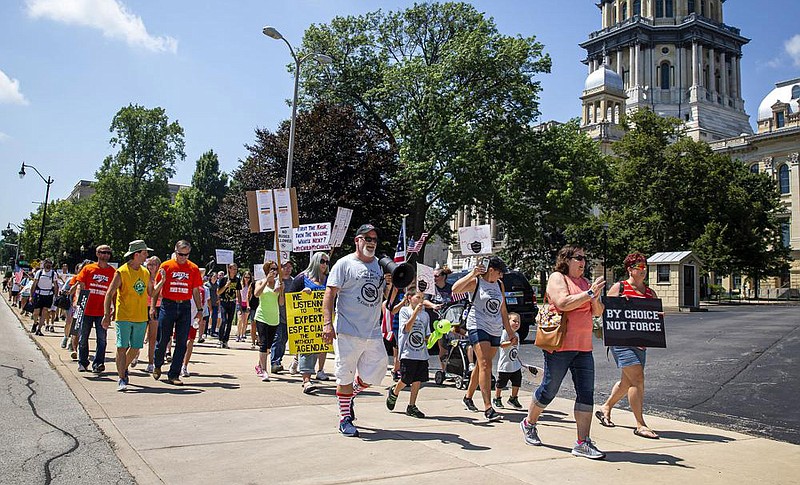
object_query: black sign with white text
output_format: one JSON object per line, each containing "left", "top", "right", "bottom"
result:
{"left": 601, "top": 296, "right": 666, "bottom": 348}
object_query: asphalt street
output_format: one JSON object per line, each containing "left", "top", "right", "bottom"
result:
{"left": 0, "top": 301, "right": 133, "bottom": 485}
{"left": 518, "top": 305, "right": 800, "bottom": 444}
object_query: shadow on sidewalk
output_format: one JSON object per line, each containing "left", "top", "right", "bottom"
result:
{"left": 356, "top": 425, "right": 491, "bottom": 451}
{"left": 123, "top": 386, "right": 204, "bottom": 395}
{"left": 648, "top": 429, "right": 736, "bottom": 444}
{"left": 604, "top": 450, "right": 692, "bottom": 468}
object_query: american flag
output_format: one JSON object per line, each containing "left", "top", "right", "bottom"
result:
{"left": 393, "top": 219, "right": 407, "bottom": 263}
{"left": 407, "top": 232, "right": 428, "bottom": 254}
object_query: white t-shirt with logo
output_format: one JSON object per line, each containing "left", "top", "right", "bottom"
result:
{"left": 327, "top": 254, "right": 385, "bottom": 340}
{"left": 398, "top": 306, "right": 431, "bottom": 361}
{"left": 497, "top": 329, "right": 522, "bottom": 373}
{"left": 465, "top": 277, "right": 504, "bottom": 337}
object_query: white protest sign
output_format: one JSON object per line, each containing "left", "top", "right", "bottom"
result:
{"left": 256, "top": 190, "right": 275, "bottom": 232}
{"left": 329, "top": 207, "right": 353, "bottom": 248}
{"left": 278, "top": 227, "right": 294, "bottom": 252}
{"left": 292, "top": 223, "right": 332, "bottom": 252}
{"left": 273, "top": 188, "right": 294, "bottom": 229}
{"left": 416, "top": 263, "right": 436, "bottom": 296}
{"left": 253, "top": 264, "right": 266, "bottom": 281}
{"left": 264, "top": 250, "right": 290, "bottom": 264}
{"left": 215, "top": 249, "right": 235, "bottom": 265}
{"left": 458, "top": 224, "right": 493, "bottom": 256}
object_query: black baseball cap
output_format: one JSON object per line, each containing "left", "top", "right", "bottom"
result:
{"left": 355, "top": 223, "right": 378, "bottom": 237}
{"left": 487, "top": 256, "right": 508, "bottom": 273}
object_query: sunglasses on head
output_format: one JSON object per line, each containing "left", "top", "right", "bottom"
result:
{"left": 571, "top": 255, "right": 586, "bottom": 262}
{"left": 630, "top": 263, "right": 647, "bottom": 270}
{"left": 359, "top": 236, "right": 378, "bottom": 243}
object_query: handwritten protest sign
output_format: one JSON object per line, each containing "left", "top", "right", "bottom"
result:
{"left": 292, "top": 223, "right": 331, "bottom": 252}
{"left": 458, "top": 224, "right": 493, "bottom": 255}
{"left": 329, "top": 207, "right": 353, "bottom": 248}
{"left": 215, "top": 249, "right": 234, "bottom": 265}
{"left": 416, "top": 263, "right": 436, "bottom": 296}
{"left": 601, "top": 297, "right": 666, "bottom": 348}
{"left": 285, "top": 290, "right": 332, "bottom": 354}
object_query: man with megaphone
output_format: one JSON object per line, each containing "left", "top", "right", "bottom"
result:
{"left": 323, "top": 224, "right": 395, "bottom": 438}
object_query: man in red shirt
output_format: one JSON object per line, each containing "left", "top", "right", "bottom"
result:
{"left": 152, "top": 240, "right": 203, "bottom": 385}
{"left": 75, "top": 245, "right": 117, "bottom": 374}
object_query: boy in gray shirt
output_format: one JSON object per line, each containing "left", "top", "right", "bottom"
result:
{"left": 385, "top": 287, "right": 430, "bottom": 418}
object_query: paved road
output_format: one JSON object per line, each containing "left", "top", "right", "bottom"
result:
{"left": 518, "top": 305, "right": 800, "bottom": 444}
{"left": 0, "top": 301, "right": 134, "bottom": 484}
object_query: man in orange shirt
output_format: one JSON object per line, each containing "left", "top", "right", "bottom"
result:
{"left": 152, "top": 240, "right": 203, "bottom": 385}
{"left": 75, "top": 245, "right": 117, "bottom": 374}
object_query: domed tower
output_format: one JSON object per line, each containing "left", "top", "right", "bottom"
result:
{"left": 581, "top": 60, "right": 627, "bottom": 149}
{"left": 580, "top": 0, "right": 753, "bottom": 142}
{"left": 756, "top": 78, "right": 800, "bottom": 134}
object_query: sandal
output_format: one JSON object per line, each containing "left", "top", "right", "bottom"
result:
{"left": 634, "top": 427, "right": 660, "bottom": 439}
{"left": 594, "top": 410, "right": 615, "bottom": 428}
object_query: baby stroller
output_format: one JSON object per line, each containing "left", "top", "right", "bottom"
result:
{"left": 432, "top": 301, "right": 495, "bottom": 390}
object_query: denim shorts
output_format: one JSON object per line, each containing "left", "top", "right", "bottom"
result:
{"left": 467, "top": 328, "right": 501, "bottom": 347}
{"left": 610, "top": 346, "right": 646, "bottom": 368}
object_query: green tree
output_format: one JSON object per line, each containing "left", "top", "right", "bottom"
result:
{"left": 603, "top": 109, "right": 790, "bottom": 277}
{"left": 92, "top": 104, "right": 185, "bottom": 256}
{"left": 297, "top": 2, "right": 551, "bottom": 248}
{"left": 215, "top": 102, "right": 404, "bottom": 267}
{"left": 173, "top": 150, "right": 229, "bottom": 264}
{"left": 496, "top": 120, "right": 609, "bottom": 278}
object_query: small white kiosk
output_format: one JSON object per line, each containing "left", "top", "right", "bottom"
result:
{"left": 647, "top": 251, "right": 703, "bottom": 310}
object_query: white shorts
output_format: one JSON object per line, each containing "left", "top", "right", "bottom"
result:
{"left": 333, "top": 333, "right": 386, "bottom": 386}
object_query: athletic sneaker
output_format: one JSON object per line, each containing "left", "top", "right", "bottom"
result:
{"left": 153, "top": 367, "right": 162, "bottom": 380}
{"left": 520, "top": 419, "right": 542, "bottom": 446}
{"left": 255, "top": 364, "right": 263, "bottom": 376}
{"left": 316, "top": 370, "right": 330, "bottom": 381}
{"left": 261, "top": 373, "right": 270, "bottom": 382}
{"left": 60, "top": 336, "right": 68, "bottom": 348}
{"left": 117, "top": 379, "right": 127, "bottom": 392}
{"left": 463, "top": 396, "right": 479, "bottom": 412}
{"left": 302, "top": 381, "right": 316, "bottom": 394}
{"left": 572, "top": 438, "right": 606, "bottom": 460}
{"left": 145, "top": 363, "right": 155, "bottom": 373}
{"left": 406, "top": 405, "right": 425, "bottom": 418}
{"left": 484, "top": 407, "right": 502, "bottom": 423}
{"left": 77, "top": 364, "right": 88, "bottom": 372}
{"left": 93, "top": 364, "right": 105, "bottom": 374}
{"left": 289, "top": 359, "right": 299, "bottom": 375}
{"left": 338, "top": 417, "right": 359, "bottom": 437}
{"left": 508, "top": 396, "right": 523, "bottom": 410}
{"left": 386, "top": 388, "right": 398, "bottom": 410}
{"left": 197, "top": 337, "right": 205, "bottom": 343}
{"left": 181, "top": 366, "right": 190, "bottom": 378}
{"left": 492, "top": 397, "right": 503, "bottom": 408}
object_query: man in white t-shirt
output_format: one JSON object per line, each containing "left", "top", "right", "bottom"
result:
{"left": 31, "top": 259, "right": 59, "bottom": 336}
{"left": 323, "top": 224, "right": 386, "bottom": 437}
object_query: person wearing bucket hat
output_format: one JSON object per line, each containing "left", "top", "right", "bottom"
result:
{"left": 104, "top": 240, "right": 154, "bottom": 391}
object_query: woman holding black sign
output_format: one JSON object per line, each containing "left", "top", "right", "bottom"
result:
{"left": 596, "top": 252, "right": 659, "bottom": 439}
{"left": 520, "top": 245, "right": 606, "bottom": 459}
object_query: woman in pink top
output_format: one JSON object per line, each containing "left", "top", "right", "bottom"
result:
{"left": 520, "top": 245, "right": 606, "bottom": 459}
{"left": 236, "top": 272, "right": 252, "bottom": 343}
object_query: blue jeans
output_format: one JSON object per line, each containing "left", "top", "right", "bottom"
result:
{"left": 271, "top": 321, "right": 288, "bottom": 366}
{"left": 154, "top": 299, "right": 191, "bottom": 379}
{"left": 534, "top": 350, "right": 595, "bottom": 412}
{"left": 78, "top": 315, "right": 107, "bottom": 369}
{"left": 208, "top": 305, "right": 219, "bottom": 334}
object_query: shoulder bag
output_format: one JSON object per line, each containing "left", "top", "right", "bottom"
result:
{"left": 534, "top": 275, "right": 568, "bottom": 352}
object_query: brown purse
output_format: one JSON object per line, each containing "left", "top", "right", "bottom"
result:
{"left": 534, "top": 275, "right": 569, "bottom": 352}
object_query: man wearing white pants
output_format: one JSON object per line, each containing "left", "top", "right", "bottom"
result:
{"left": 322, "top": 224, "right": 386, "bottom": 437}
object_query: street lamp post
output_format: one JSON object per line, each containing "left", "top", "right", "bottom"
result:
{"left": 262, "top": 26, "right": 332, "bottom": 189}
{"left": 19, "top": 163, "right": 54, "bottom": 259}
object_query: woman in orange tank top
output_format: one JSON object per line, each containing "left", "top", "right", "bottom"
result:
{"left": 596, "top": 252, "right": 660, "bottom": 439}
{"left": 520, "top": 245, "right": 606, "bottom": 459}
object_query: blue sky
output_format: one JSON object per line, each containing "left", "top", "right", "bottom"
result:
{"left": 1, "top": 0, "right": 799, "bottom": 241}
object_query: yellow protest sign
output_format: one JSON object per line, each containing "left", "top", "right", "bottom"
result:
{"left": 285, "top": 290, "right": 332, "bottom": 354}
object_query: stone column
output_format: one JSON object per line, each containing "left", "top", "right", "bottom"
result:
{"left": 635, "top": 43, "right": 641, "bottom": 86}
{"left": 691, "top": 41, "right": 698, "bottom": 87}
{"left": 790, "top": 153, "right": 800, "bottom": 251}
{"left": 720, "top": 51, "right": 728, "bottom": 97}
{"left": 708, "top": 47, "right": 716, "bottom": 94}
{"left": 617, "top": 50, "right": 623, "bottom": 76}
{"left": 697, "top": 43, "right": 704, "bottom": 87}
{"left": 630, "top": 45, "right": 636, "bottom": 85}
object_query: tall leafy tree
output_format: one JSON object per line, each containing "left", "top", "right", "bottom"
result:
{"left": 91, "top": 104, "right": 185, "bottom": 256}
{"left": 296, "top": 2, "right": 551, "bottom": 248}
{"left": 173, "top": 150, "right": 229, "bottom": 264}
{"left": 603, "top": 109, "right": 789, "bottom": 277}
{"left": 215, "top": 102, "right": 404, "bottom": 267}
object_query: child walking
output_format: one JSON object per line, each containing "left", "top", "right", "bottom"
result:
{"left": 493, "top": 312, "right": 524, "bottom": 410}
{"left": 386, "top": 287, "right": 430, "bottom": 418}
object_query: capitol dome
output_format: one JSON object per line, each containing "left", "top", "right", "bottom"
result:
{"left": 584, "top": 64, "right": 624, "bottom": 93}
{"left": 757, "top": 78, "right": 800, "bottom": 121}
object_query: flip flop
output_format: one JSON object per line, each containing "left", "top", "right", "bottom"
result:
{"left": 634, "top": 427, "right": 660, "bottom": 439}
{"left": 594, "top": 410, "right": 615, "bottom": 428}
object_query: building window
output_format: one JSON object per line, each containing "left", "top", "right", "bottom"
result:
{"left": 660, "top": 62, "right": 671, "bottom": 89}
{"left": 665, "top": 0, "right": 673, "bottom": 16}
{"left": 779, "top": 164, "right": 790, "bottom": 194}
{"left": 793, "top": 85, "right": 800, "bottom": 99}
{"left": 688, "top": 0, "right": 695, "bottom": 13}
{"left": 633, "top": 0, "right": 641, "bottom": 16}
{"left": 781, "top": 222, "right": 791, "bottom": 248}
{"left": 701, "top": 0, "right": 706, "bottom": 16}
{"left": 750, "top": 163, "right": 759, "bottom": 174}
{"left": 657, "top": 264, "right": 670, "bottom": 283}
{"left": 655, "top": 0, "right": 664, "bottom": 17}
{"left": 776, "top": 111, "right": 786, "bottom": 128}
{"left": 622, "top": 2, "right": 627, "bottom": 20}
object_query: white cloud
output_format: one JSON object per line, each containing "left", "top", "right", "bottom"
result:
{"left": 26, "top": 0, "right": 177, "bottom": 54}
{"left": 0, "top": 132, "right": 9, "bottom": 143}
{"left": 786, "top": 34, "right": 800, "bottom": 67}
{"left": 0, "top": 69, "right": 28, "bottom": 105}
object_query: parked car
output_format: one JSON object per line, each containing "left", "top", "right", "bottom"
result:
{"left": 447, "top": 269, "right": 538, "bottom": 341}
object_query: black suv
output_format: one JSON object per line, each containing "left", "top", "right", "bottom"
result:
{"left": 447, "top": 270, "right": 538, "bottom": 341}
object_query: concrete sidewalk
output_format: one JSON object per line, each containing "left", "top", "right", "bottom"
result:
{"left": 8, "top": 300, "right": 799, "bottom": 485}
